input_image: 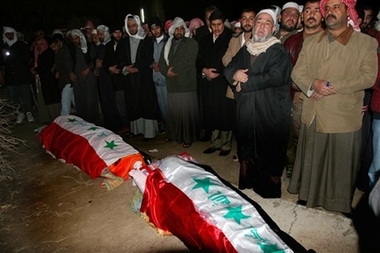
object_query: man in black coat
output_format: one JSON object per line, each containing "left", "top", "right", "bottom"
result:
{"left": 224, "top": 9, "right": 293, "bottom": 198}
{"left": 116, "top": 14, "right": 159, "bottom": 140}
{"left": 197, "top": 9, "right": 235, "bottom": 156}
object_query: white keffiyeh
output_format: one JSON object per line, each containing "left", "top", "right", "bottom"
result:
{"left": 163, "top": 17, "right": 190, "bottom": 65}
{"left": 3, "top": 26, "right": 17, "bottom": 47}
{"left": 67, "top": 29, "right": 88, "bottom": 54}
{"left": 246, "top": 36, "right": 280, "bottom": 56}
{"left": 124, "top": 14, "right": 146, "bottom": 40}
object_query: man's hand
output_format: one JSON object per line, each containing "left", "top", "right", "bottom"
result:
{"left": 95, "top": 59, "right": 103, "bottom": 69}
{"left": 233, "top": 69, "right": 248, "bottom": 83}
{"left": 125, "top": 65, "right": 139, "bottom": 73}
{"left": 109, "top": 65, "right": 120, "bottom": 74}
{"left": 311, "top": 79, "right": 336, "bottom": 100}
{"left": 203, "top": 68, "right": 220, "bottom": 81}
{"left": 151, "top": 62, "right": 160, "bottom": 72}
{"left": 167, "top": 67, "right": 178, "bottom": 77}
{"left": 81, "top": 67, "right": 90, "bottom": 78}
{"left": 69, "top": 72, "right": 77, "bottom": 83}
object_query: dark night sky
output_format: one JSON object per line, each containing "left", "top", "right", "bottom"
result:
{"left": 0, "top": 0, "right": 378, "bottom": 36}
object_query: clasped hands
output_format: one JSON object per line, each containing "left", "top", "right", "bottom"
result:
{"left": 310, "top": 79, "right": 336, "bottom": 101}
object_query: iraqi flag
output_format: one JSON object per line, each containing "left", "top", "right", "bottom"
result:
{"left": 135, "top": 156, "right": 300, "bottom": 253}
{"left": 39, "top": 115, "right": 144, "bottom": 179}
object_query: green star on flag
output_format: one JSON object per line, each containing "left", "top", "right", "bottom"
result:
{"left": 104, "top": 140, "right": 118, "bottom": 150}
{"left": 68, "top": 118, "right": 77, "bottom": 123}
{"left": 192, "top": 177, "right": 218, "bottom": 193}
{"left": 223, "top": 205, "right": 251, "bottom": 224}
{"left": 88, "top": 127, "right": 98, "bottom": 131}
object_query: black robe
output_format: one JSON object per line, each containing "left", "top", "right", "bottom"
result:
{"left": 34, "top": 48, "right": 61, "bottom": 105}
{"left": 96, "top": 42, "right": 121, "bottom": 131}
{"left": 197, "top": 27, "right": 235, "bottom": 131}
{"left": 116, "top": 35, "right": 159, "bottom": 121}
{"left": 224, "top": 42, "right": 292, "bottom": 176}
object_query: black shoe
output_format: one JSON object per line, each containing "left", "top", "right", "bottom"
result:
{"left": 203, "top": 147, "right": 217, "bottom": 154}
{"left": 297, "top": 199, "right": 307, "bottom": 206}
{"left": 143, "top": 137, "right": 153, "bottom": 142}
{"left": 219, "top": 149, "right": 231, "bottom": 156}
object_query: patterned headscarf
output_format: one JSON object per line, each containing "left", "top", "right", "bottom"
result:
{"left": 320, "top": 0, "right": 360, "bottom": 31}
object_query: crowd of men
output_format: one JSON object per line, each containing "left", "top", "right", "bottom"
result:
{"left": 1, "top": 0, "right": 380, "bottom": 220}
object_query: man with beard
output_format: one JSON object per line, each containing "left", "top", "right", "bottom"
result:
{"left": 158, "top": 17, "right": 199, "bottom": 148}
{"left": 103, "top": 24, "right": 129, "bottom": 134}
{"left": 275, "top": 2, "right": 301, "bottom": 43}
{"left": 222, "top": 8, "right": 256, "bottom": 70}
{"left": 94, "top": 25, "right": 120, "bottom": 131}
{"left": 67, "top": 29, "right": 99, "bottom": 123}
{"left": 197, "top": 9, "right": 235, "bottom": 156}
{"left": 360, "top": 5, "right": 375, "bottom": 33}
{"left": 224, "top": 9, "right": 292, "bottom": 197}
{"left": 283, "top": 0, "right": 324, "bottom": 180}
{"left": 116, "top": 14, "right": 159, "bottom": 140}
{"left": 287, "top": 0, "right": 377, "bottom": 215}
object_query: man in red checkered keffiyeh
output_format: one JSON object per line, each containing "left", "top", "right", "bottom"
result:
{"left": 320, "top": 0, "right": 360, "bottom": 31}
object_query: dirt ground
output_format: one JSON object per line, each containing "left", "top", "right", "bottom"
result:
{"left": 0, "top": 120, "right": 244, "bottom": 253}
{"left": 2, "top": 116, "right": 375, "bottom": 253}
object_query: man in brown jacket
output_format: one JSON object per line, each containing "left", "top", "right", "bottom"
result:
{"left": 288, "top": 0, "right": 378, "bottom": 215}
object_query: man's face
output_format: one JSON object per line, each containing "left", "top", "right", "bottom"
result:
{"left": 210, "top": 19, "right": 225, "bottom": 37}
{"left": 151, "top": 26, "right": 162, "bottom": 38}
{"left": 361, "top": 9, "right": 373, "bottom": 29}
{"left": 85, "top": 20, "right": 94, "bottom": 38}
{"left": 253, "top": 13, "right": 275, "bottom": 42}
{"left": 280, "top": 7, "right": 300, "bottom": 32}
{"left": 49, "top": 40, "right": 62, "bottom": 52}
{"left": 324, "top": 0, "right": 348, "bottom": 30}
{"left": 97, "top": 30, "right": 106, "bottom": 43}
{"left": 241, "top": 11, "right": 255, "bottom": 33}
{"left": 112, "top": 30, "right": 123, "bottom": 42}
{"left": 70, "top": 35, "right": 81, "bottom": 47}
{"left": 127, "top": 19, "right": 138, "bottom": 35}
{"left": 174, "top": 26, "right": 185, "bottom": 40}
{"left": 4, "top": 32, "right": 14, "bottom": 41}
{"left": 303, "top": 1, "right": 323, "bottom": 29}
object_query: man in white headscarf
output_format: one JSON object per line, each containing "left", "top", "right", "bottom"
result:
{"left": 115, "top": 14, "right": 159, "bottom": 140}
{"left": 67, "top": 29, "right": 99, "bottom": 123}
{"left": 224, "top": 9, "right": 293, "bottom": 198}
{"left": 158, "top": 17, "right": 199, "bottom": 148}
{"left": 2, "top": 26, "right": 34, "bottom": 123}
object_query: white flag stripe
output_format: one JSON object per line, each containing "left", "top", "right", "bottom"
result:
{"left": 157, "top": 156, "right": 293, "bottom": 253}
{"left": 54, "top": 116, "right": 139, "bottom": 166}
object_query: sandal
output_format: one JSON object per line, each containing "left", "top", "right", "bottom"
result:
{"left": 182, "top": 143, "right": 191, "bottom": 148}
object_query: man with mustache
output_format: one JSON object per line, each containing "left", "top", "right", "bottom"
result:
{"left": 224, "top": 9, "right": 292, "bottom": 197}
{"left": 283, "top": 0, "right": 324, "bottom": 180}
{"left": 275, "top": 2, "right": 301, "bottom": 43}
{"left": 288, "top": 0, "right": 378, "bottom": 215}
